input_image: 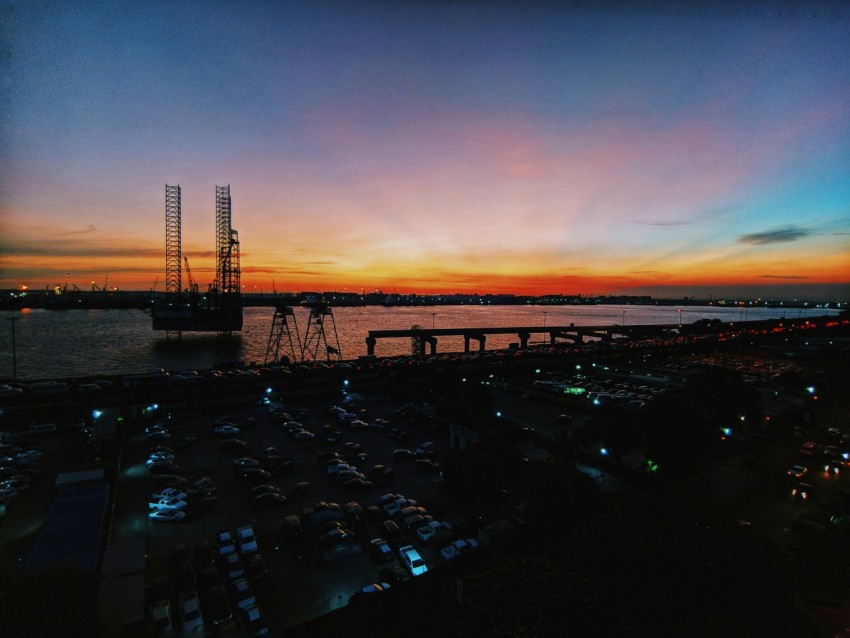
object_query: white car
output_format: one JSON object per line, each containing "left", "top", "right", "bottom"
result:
{"left": 152, "top": 487, "right": 187, "bottom": 501}
{"left": 179, "top": 591, "right": 204, "bottom": 633}
{"left": 238, "top": 524, "right": 258, "bottom": 554}
{"left": 149, "top": 508, "right": 187, "bottom": 523}
{"left": 416, "top": 520, "right": 449, "bottom": 542}
{"left": 146, "top": 453, "right": 175, "bottom": 466}
{"left": 149, "top": 496, "right": 187, "bottom": 511}
{"left": 398, "top": 545, "right": 428, "bottom": 577}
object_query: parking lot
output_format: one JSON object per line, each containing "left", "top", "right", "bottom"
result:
{"left": 110, "top": 388, "right": 482, "bottom": 634}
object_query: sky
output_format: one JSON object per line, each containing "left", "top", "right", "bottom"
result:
{"left": 1, "top": 0, "right": 849, "bottom": 301}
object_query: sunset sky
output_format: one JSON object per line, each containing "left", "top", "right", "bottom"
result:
{"left": 2, "top": 0, "right": 849, "bottom": 300}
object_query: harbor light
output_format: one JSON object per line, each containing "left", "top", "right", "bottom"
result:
{"left": 92, "top": 409, "right": 103, "bottom": 420}
{"left": 600, "top": 447, "right": 609, "bottom": 456}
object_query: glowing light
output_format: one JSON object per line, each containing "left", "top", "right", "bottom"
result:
{"left": 92, "top": 409, "right": 103, "bottom": 419}
{"left": 600, "top": 447, "right": 609, "bottom": 456}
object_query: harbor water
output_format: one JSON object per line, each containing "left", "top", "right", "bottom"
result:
{"left": 0, "top": 304, "right": 836, "bottom": 381}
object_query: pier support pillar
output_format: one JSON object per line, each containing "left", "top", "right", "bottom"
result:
{"left": 464, "top": 333, "right": 485, "bottom": 352}
{"left": 518, "top": 331, "right": 530, "bottom": 349}
{"left": 366, "top": 336, "right": 376, "bottom": 356}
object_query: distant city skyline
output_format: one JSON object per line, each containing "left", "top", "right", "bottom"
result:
{"left": 2, "top": 1, "right": 849, "bottom": 301}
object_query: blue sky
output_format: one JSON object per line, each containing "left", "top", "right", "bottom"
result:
{"left": 2, "top": 0, "right": 849, "bottom": 299}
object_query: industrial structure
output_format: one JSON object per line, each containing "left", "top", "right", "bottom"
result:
{"left": 264, "top": 305, "right": 303, "bottom": 365}
{"left": 151, "top": 184, "right": 243, "bottom": 334}
{"left": 263, "top": 302, "right": 345, "bottom": 365}
{"left": 301, "top": 303, "right": 342, "bottom": 363}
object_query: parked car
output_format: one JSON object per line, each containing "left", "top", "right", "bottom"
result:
{"left": 321, "top": 542, "right": 363, "bottom": 563}
{"left": 152, "top": 487, "right": 186, "bottom": 501}
{"left": 186, "top": 477, "right": 216, "bottom": 497}
{"left": 398, "top": 545, "right": 428, "bottom": 576}
{"left": 230, "top": 578, "right": 257, "bottom": 610}
{"left": 393, "top": 449, "right": 416, "bottom": 461}
{"left": 440, "top": 538, "right": 479, "bottom": 561}
{"left": 242, "top": 604, "right": 270, "bottom": 636}
{"left": 240, "top": 468, "right": 272, "bottom": 486}
{"left": 238, "top": 525, "right": 258, "bottom": 554}
{"left": 222, "top": 552, "right": 245, "bottom": 579}
{"left": 149, "top": 496, "right": 187, "bottom": 511}
{"left": 254, "top": 492, "right": 287, "bottom": 507}
{"left": 179, "top": 591, "right": 204, "bottom": 633}
{"left": 370, "top": 538, "right": 393, "bottom": 562}
{"left": 149, "top": 509, "right": 187, "bottom": 523}
{"left": 220, "top": 438, "right": 250, "bottom": 455}
{"left": 247, "top": 554, "right": 268, "bottom": 580}
{"left": 204, "top": 584, "right": 233, "bottom": 626}
{"left": 217, "top": 529, "right": 237, "bottom": 555}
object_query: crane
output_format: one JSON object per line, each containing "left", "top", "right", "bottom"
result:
{"left": 184, "top": 256, "right": 198, "bottom": 293}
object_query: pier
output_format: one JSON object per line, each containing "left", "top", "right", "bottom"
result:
{"left": 365, "top": 323, "right": 684, "bottom": 355}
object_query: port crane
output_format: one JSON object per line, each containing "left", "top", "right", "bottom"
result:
{"left": 184, "top": 257, "right": 198, "bottom": 293}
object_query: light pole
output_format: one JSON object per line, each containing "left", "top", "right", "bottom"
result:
{"left": 543, "top": 311, "right": 548, "bottom": 327}
{"left": 678, "top": 308, "right": 683, "bottom": 327}
{"left": 7, "top": 317, "right": 18, "bottom": 381}
{"left": 621, "top": 310, "right": 626, "bottom": 327}
{"left": 431, "top": 313, "right": 436, "bottom": 329}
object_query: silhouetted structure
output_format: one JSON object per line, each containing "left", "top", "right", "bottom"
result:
{"left": 151, "top": 184, "right": 243, "bottom": 334}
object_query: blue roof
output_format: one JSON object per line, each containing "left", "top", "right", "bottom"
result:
{"left": 26, "top": 483, "right": 109, "bottom": 573}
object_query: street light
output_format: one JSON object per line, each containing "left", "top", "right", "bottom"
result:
{"left": 678, "top": 309, "right": 683, "bottom": 327}
{"left": 431, "top": 313, "right": 436, "bottom": 329}
{"left": 7, "top": 317, "right": 18, "bottom": 381}
{"left": 621, "top": 310, "right": 626, "bottom": 327}
{"left": 543, "top": 311, "right": 548, "bottom": 327}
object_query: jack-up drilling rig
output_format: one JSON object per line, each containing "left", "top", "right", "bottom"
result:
{"left": 151, "top": 184, "right": 243, "bottom": 334}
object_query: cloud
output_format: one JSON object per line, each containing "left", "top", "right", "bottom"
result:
{"left": 761, "top": 274, "right": 810, "bottom": 280}
{"left": 54, "top": 225, "right": 97, "bottom": 236}
{"left": 634, "top": 219, "right": 691, "bottom": 227}
{"left": 738, "top": 227, "right": 811, "bottom": 245}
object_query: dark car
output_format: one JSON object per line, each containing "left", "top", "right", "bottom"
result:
{"left": 155, "top": 474, "right": 188, "bottom": 489}
{"left": 370, "top": 538, "right": 393, "bottom": 562}
{"left": 233, "top": 457, "right": 261, "bottom": 471}
{"left": 343, "top": 502, "right": 364, "bottom": 524}
{"left": 204, "top": 585, "right": 233, "bottom": 626}
{"left": 148, "top": 462, "right": 181, "bottom": 475}
{"left": 220, "top": 438, "right": 249, "bottom": 456}
{"left": 289, "top": 481, "right": 311, "bottom": 499}
{"left": 253, "top": 492, "right": 287, "bottom": 507}
{"left": 240, "top": 468, "right": 272, "bottom": 486}
{"left": 380, "top": 519, "right": 402, "bottom": 541}
{"left": 247, "top": 554, "right": 268, "bottom": 580}
{"left": 249, "top": 484, "right": 280, "bottom": 497}
{"left": 393, "top": 449, "right": 416, "bottom": 462}
{"left": 321, "top": 543, "right": 363, "bottom": 563}
{"left": 189, "top": 496, "right": 220, "bottom": 515}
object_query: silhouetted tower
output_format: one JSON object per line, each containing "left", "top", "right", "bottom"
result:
{"left": 264, "top": 305, "right": 302, "bottom": 365}
{"left": 165, "top": 184, "right": 182, "bottom": 301}
{"left": 214, "top": 185, "right": 240, "bottom": 295}
{"left": 302, "top": 303, "right": 342, "bottom": 363}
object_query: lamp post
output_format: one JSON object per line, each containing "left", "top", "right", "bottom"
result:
{"left": 431, "top": 313, "right": 436, "bottom": 329}
{"left": 7, "top": 316, "right": 18, "bottom": 381}
{"left": 621, "top": 310, "right": 626, "bottom": 327}
{"left": 678, "top": 309, "right": 683, "bottom": 327}
{"left": 543, "top": 311, "right": 548, "bottom": 327}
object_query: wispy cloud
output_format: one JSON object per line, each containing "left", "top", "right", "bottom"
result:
{"left": 762, "top": 274, "right": 811, "bottom": 280}
{"left": 739, "top": 227, "right": 811, "bottom": 245}
{"left": 634, "top": 219, "right": 691, "bottom": 227}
